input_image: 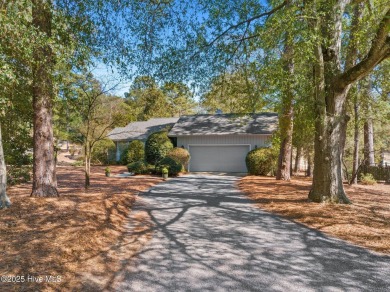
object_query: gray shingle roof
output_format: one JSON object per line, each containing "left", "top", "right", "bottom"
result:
{"left": 107, "top": 117, "right": 179, "bottom": 141}
{"left": 168, "top": 113, "right": 278, "bottom": 136}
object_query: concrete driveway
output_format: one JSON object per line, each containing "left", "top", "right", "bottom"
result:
{"left": 115, "top": 174, "right": 390, "bottom": 291}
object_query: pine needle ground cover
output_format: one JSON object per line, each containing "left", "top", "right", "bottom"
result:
{"left": 239, "top": 177, "right": 390, "bottom": 254}
{"left": 0, "top": 166, "right": 161, "bottom": 291}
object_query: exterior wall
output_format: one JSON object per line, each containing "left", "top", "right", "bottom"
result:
{"left": 112, "top": 135, "right": 272, "bottom": 163}
{"left": 381, "top": 151, "right": 390, "bottom": 166}
{"left": 107, "top": 148, "right": 117, "bottom": 163}
{"left": 189, "top": 145, "right": 250, "bottom": 172}
{"left": 177, "top": 135, "right": 272, "bottom": 151}
{"left": 115, "top": 141, "right": 130, "bottom": 162}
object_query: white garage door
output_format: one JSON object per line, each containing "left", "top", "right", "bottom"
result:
{"left": 189, "top": 145, "right": 249, "bottom": 172}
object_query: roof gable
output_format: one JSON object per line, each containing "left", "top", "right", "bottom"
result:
{"left": 168, "top": 113, "right": 278, "bottom": 136}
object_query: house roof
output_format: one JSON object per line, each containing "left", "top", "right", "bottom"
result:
{"left": 168, "top": 113, "right": 278, "bottom": 136}
{"left": 107, "top": 117, "right": 179, "bottom": 141}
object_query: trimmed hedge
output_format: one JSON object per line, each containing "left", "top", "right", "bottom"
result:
{"left": 246, "top": 148, "right": 277, "bottom": 175}
{"left": 127, "top": 161, "right": 150, "bottom": 175}
{"left": 167, "top": 147, "right": 190, "bottom": 171}
{"left": 158, "top": 157, "right": 182, "bottom": 176}
{"left": 145, "top": 131, "right": 173, "bottom": 165}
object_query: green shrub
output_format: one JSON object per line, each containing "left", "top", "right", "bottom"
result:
{"left": 119, "top": 148, "right": 128, "bottom": 165}
{"left": 359, "top": 165, "right": 390, "bottom": 182}
{"left": 127, "top": 160, "right": 150, "bottom": 175}
{"left": 120, "top": 140, "right": 145, "bottom": 165}
{"left": 122, "top": 140, "right": 145, "bottom": 165}
{"left": 3, "top": 126, "right": 33, "bottom": 166}
{"left": 7, "top": 165, "right": 32, "bottom": 186}
{"left": 245, "top": 148, "right": 277, "bottom": 176}
{"left": 145, "top": 131, "right": 173, "bottom": 165}
{"left": 91, "top": 139, "right": 116, "bottom": 164}
{"left": 360, "top": 173, "right": 376, "bottom": 185}
{"left": 157, "top": 157, "right": 182, "bottom": 176}
{"left": 167, "top": 147, "right": 190, "bottom": 171}
{"left": 71, "top": 160, "right": 84, "bottom": 167}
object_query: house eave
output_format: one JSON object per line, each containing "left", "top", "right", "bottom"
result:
{"left": 168, "top": 133, "right": 274, "bottom": 137}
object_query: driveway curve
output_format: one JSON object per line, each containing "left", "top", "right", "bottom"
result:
{"left": 115, "top": 174, "right": 390, "bottom": 292}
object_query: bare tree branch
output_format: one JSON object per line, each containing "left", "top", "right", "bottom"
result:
{"left": 205, "top": 0, "right": 288, "bottom": 49}
{"left": 225, "top": 22, "right": 251, "bottom": 65}
{"left": 232, "top": 33, "right": 262, "bottom": 42}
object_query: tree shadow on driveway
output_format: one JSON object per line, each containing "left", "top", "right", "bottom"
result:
{"left": 109, "top": 175, "right": 390, "bottom": 292}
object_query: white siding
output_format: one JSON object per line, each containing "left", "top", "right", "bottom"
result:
{"left": 189, "top": 145, "right": 249, "bottom": 172}
{"left": 177, "top": 135, "right": 272, "bottom": 172}
{"left": 115, "top": 141, "right": 130, "bottom": 162}
{"left": 381, "top": 152, "right": 390, "bottom": 166}
{"left": 177, "top": 135, "right": 271, "bottom": 150}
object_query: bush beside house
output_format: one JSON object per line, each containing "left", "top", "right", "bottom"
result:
{"left": 121, "top": 140, "right": 145, "bottom": 165}
{"left": 157, "top": 157, "right": 182, "bottom": 176}
{"left": 124, "top": 132, "right": 184, "bottom": 176}
{"left": 167, "top": 147, "right": 190, "bottom": 171}
{"left": 145, "top": 131, "right": 173, "bottom": 165}
{"left": 246, "top": 148, "right": 277, "bottom": 176}
{"left": 127, "top": 161, "right": 152, "bottom": 174}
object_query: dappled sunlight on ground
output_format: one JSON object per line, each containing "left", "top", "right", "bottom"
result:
{"left": 239, "top": 176, "right": 390, "bottom": 254}
{"left": 110, "top": 174, "right": 390, "bottom": 291}
{"left": 0, "top": 166, "right": 161, "bottom": 291}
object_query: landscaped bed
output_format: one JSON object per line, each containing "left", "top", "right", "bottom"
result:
{"left": 0, "top": 165, "right": 161, "bottom": 291}
{"left": 239, "top": 176, "right": 390, "bottom": 254}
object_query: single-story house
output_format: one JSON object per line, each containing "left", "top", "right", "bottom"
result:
{"left": 168, "top": 113, "right": 278, "bottom": 172}
{"left": 107, "top": 117, "right": 179, "bottom": 161}
{"left": 381, "top": 151, "right": 390, "bottom": 167}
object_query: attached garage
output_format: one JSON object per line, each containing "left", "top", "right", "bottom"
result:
{"left": 189, "top": 145, "right": 250, "bottom": 172}
{"left": 168, "top": 113, "right": 278, "bottom": 173}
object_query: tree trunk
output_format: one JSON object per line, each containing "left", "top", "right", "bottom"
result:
{"left": 346, "top": 3, "right": 363, "bottom": 185}
{"left": 85, "top": 145, "right": 90, "bottom": 189}
{"left": 276, "top": 34, "right": 294, "bottom": 181}
{"left": 339, "top": 115, "right": 349, "bottom": 182}
{"left": 351, "top": 91, "right": 360, "bottom": 184}
{"left": 309, "top": 84, "right": 351, "bottom": 203}
{"left": 294, "top": 146, "right": 302, "bottom": 173}
{"left": 364, "top": 119, "right": 375, "bottom": 166}
{"left": 0, "top": 124, "right": 11, "bottom": 209}
{"left": 31, "top": 0, "right": 58, "bottom": 197}
{"left": 359, "top": 77, "right": 375, "bottom": 169}
{"left": 306, "top": 151, "right": 313, "bottom": 177}
{"left": 308, "top": 3, "right": 390, "bottom": 203}
{"left": 308, "top": 1, "right": 351, "bottom": 203}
